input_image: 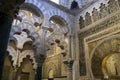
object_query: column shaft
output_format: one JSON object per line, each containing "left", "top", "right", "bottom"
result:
{"left": 67, "top": 68, "right": 73, "bottom": 80}
{"left": 0, "top": 13, "right": 13, "bottom": 79}
{"left": 35, "top": 66, "right": 42, "bottom": 80}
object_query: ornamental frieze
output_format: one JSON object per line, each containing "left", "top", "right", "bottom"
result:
{"left": 79, "top": 0, "right": 120, "bottom": 29}
{"left": 79, "top": 10, "right": 120, "bottom": 38}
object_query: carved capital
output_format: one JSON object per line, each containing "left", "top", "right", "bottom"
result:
{"left": 35, "top": 54, "right": 45, "bottom": 67}
{"left": 63, "top": 58, "right": 74, "bottom": 68}
{"left": 61, "top": 51, "right": 67, "bottom": 57}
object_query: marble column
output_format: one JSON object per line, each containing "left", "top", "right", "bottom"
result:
{"left": 63, "top": 58, "right": 74, "bottom": 80}
{"left": 35, "top": 66, "right": 43, "bottom": 80}
{"left": 0, "top": 0, "right": 24, "bottom": 79}
{"left": 13, "top": 67, "right": 20, "bottom": 80}
{"left": 35, "top": 55, "right": 45, "bottom": 80}
{"left": 0, "top": 12, "right": 13, "bottom": 79}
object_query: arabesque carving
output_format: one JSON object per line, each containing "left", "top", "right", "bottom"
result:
{"left": 85, "top": 12, "right": 92, "bottom": 26}
{"left": 92, "top": 8, "right": 99, "bottom": 22}
{"left": 79, "top": 16, "right": 85, "bottom": 29}
{"left": 108, "top": 0, "right": 119, "bottom": 13}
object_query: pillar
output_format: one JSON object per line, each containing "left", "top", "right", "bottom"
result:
{"left": 63, "top": 58, "right": 74, "bottom": 80}
{"left": 0, "top": 0, "right": 24, "bottom": 79}
{"left": 35, "top": 55, "right": 45, "bottom": 80}
{"left": 0, "top": 12, "right": 13, "bottom": 79}
{"left": 35, "top": 66, "right": 42, "bottom": 80}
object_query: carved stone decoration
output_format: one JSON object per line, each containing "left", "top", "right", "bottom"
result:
{"left": 46, "top": 33, "right": 68, "bottom": 56}
{"left": 79, "top": 16, "right": 85, "bottom": 29}
{"left": 92, "top": 8, "right": 100, "bottom": 22}
{"left": 19, "top": 50, "right": 37, "bottom": 69}
{"left": 42, "top": 55, "right": 61, "bottom": 78}
{"left": 55, "top": 39, "right": 60, "bottom": 43}
{"left": 13, "top": 31, "right": 32, "bottom": 49}
{"left": 85, "top": 12, "right": 92, "bottom": 26}
{"left": 92, "top": 55, "right": 103, "bottom": 78}
{"left": 118, "top": 0, "right": 120, "bottom": 6}
{"left": 108, "top": 0, "right": 119, "bottom": 14}
{"left": 91, "top": 38, "right": 120, "bottom": 78}
{"left": 99, "top": 3, "right": 108, "bottom": 18}
{"left": 10, "top": 9, "right": 43, "bottom": 57}
{"left": 46, "top": 15, "right": 69, "bottom": 57}
{"left": 7, "top": 46, "right": 37, "bottom": 69}
{"left": 63, "top": 58, "right": 74, "bottom": 69}
{"left": 79, "top": 0, "right": 120, "bottom": 29}
{"left": 61, "top": 50, "right": 67, "bottom": 57}
{"left": 79, "top": 9, "right": 120, "bottom": 76}
{"left": 7, "top": 46, "right": 17, "bottom": 66}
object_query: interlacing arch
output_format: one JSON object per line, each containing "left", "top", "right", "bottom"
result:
{"left": 8, "top": 3, "right": 45, "bottom": 69}
{"left": 23, "top": 0, "right": 70, "bottom": 56}
{"left": 46, "top": 36, "right": 68, "bottom": 53}
{"left": 19, "top": 50, "right": 37, "bottom": 69}
{"left": 7, "top": 46, "right": 37, "bottom": 69}
{"left": 10, "top": 21, "right": 41, "bottom": 51}
{"left": 43, "top": 62, "right": 57, "bottom": 78}
{"left": 46, "top": 15, "right": 69, "bottom": 56}
{"left": 24, "top": 0, "right": 72, "bottom": 27}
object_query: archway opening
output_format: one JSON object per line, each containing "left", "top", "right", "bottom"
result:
{"left": 19, "top": 56, "right": 36, "bottom": 80}
{"left": 48, "top": 69, "right": 54, "bottom": 80}
{"left": 2, "top": 52, "right": 13, "bottom": 80}
{"left": 50, "top": 15, "right": 67, "bottom": 27}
